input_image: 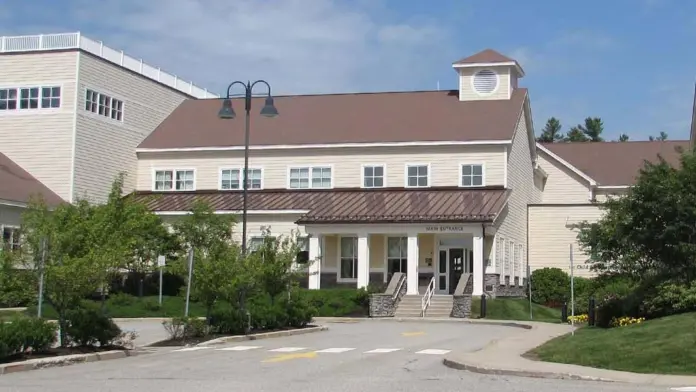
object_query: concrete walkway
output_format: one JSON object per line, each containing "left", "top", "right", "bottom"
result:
{"left": 443, "top": 321, "right": 696, "bottom": 387}
{"left": 115, "top": 319, "right": 169, "bottom": 347}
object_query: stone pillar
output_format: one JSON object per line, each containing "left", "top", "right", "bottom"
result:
{"left": 406, "top": 233, "right": 419, "bottom": 295}
{"left": 473, "top": 228, "right": 484, "bottom": 296}
{"left": 357, "top": 233, "right": 370, "bottom": 289}
{"left": 308, "top": 235, "right": 322, "bottom": 290}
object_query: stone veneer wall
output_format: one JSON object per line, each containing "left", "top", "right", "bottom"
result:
{"left": 451, "top": 273, "right": 473, "bottom": 318}
{"left": 369, "top": 272, "right": 407, "bottom": 317}
{"left": 484, "top": 273, "right": 526, "bottom": 298}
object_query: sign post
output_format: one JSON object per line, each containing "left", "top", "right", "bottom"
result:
{"left": 569, "top": 244, "right": 575, "bottom": 335}
{"left": 184, "top": 248, "right": 194, "bottom": 317}
{"left": 157, "top": 255, "right": 166, "bottom": 306}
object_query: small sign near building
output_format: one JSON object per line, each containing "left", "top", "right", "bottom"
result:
{"left": 157, "top": 255, "right": 166, "bottom": 267}
{"left": 425, "top": 225, "right": 466, "bottom": 233}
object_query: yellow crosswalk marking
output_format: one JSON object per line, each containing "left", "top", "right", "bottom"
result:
{"left": 262, "top": 351, "right": 318, "bottom": 363}
{"left": 401, "top": 331, "right": 426, "bottom": 337}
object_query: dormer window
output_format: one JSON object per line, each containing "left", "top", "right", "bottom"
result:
{"left": 472, "top": 70, "right": 499, "bottom": 95}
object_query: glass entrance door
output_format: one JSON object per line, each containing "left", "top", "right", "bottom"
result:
{"left": 436, "top": 250, "right": 449, "bottom": 294}
{"left": 449, "top": 248, "right": 465, "bottom": 294}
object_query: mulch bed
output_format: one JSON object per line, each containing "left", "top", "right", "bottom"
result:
{"left": 150, "top": 325, "right": 316, "bottom": 347}
{"left": 0, "top": 345, "right": 128, "bottom": 365}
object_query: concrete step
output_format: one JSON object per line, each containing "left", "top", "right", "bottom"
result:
{"left": 395, "top": 294, "right": 454, "bottom": 318}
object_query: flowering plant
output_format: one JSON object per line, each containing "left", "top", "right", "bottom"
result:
{"left": 567, "top": 314, "right": 588, "bottom": 324}
{"left": 610, "top": 316, "right": 645, "bottom": 327}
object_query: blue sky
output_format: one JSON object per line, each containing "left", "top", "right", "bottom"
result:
{"left": 1, "top": 0, "right": 694, "bottom": 140}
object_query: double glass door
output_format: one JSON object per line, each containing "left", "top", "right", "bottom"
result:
{"left": 436, "top": 248, "right": 473, "bottom": 294}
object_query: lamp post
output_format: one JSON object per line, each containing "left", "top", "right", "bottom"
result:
{"left": 218, "top": 80, "right": 279, "bottom": 255}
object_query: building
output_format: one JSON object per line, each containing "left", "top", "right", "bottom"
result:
{"left": 0, "top": 32, "right": 217, "bottom": 240}
{"left": 2, "top": 35, "right": 687, "bottom": 300}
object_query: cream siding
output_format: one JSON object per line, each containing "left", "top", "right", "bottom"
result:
{"left": 537, "top": 152, "right": 592, "bottom": 204}
{"left": 495, "top": 102, "right": 535, "bottom": 285}
{"left": 593, "top": 189, "right": 627, "bottom": 203}
{"left": 528, "top": 205, "right": 603, "bottom": 278}
{"left": 72, "top": 53, "right": 189, "bottom": 203}
{"left": 0, "top": 52, "right": 78, "bottom": 200}
{"left": 458, "top": 66, "right": 512, "bottom": 101}
{"left": 136, "top": 144, "right": 505, "bottom": 191}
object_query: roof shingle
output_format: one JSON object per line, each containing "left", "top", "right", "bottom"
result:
{"left": 0, "top": 152, "right": 64, "bottom": 206}
{"left": 453, "top": 49, "right": 517, "bottom": 65}
{"left": 131, "top": 187, "right": 510, "bottom": 224}
{"left": 541, "top": 141, "right": 690, "bottom": 186}
{"left": 137, "top": 89, "right": 527, "bottom": 150}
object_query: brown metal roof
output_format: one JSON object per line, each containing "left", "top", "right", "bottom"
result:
{"left": 137, "top": 89, "right": 527, "bottom": 149}
{"left": 541, "top": 141, "right": 691, "bottom": 186}
{"left": 0, "top": 152, "right": 64, "bottom": 206}
{"left": 131, "top": 187, "right": 510, "bottom": 224}
{"left": 453, "top": 49, "right": 517, "bottom": 65}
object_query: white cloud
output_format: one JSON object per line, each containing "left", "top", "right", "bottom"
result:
{"left": 21, "top": 0, "right": 458, "bottom": 95}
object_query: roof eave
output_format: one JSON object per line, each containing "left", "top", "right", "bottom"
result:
{"left": 452, "top": 61, "right": 525, "bottom": 78}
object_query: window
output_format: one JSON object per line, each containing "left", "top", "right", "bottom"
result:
{"left": 362, "top": 165, "right": 385, "bottom": 188}
{"left": 387, "top": 237, "right": 408, "bottom": 278}
{"left": 461, "top": 164, "right": 484, "bottom": 187}
{"left": 0, "top": 88, "right": 17, "bottom": 110}
{"left": 2, "top": 226, "right": 21, "bottom": 251}
{"left": 0, "top": 86, "right": 61, "bottom": 111}
{"left": 220, "top": 168, "right": 262, "bottom": 190}
{"left": 406, "top": 164, "right": 429, "bottom": 187}
{"left": 249, "top": 236, "right": 277, "bottom": 254}
{"left": 339, "top": 236, "right": 358, "bottom": 280}
{"left": 19, "top": 87, "right": 39, "bottom": 109}
{"left": 85, "top": 89, "right": 123, "bottom": 121}
{"left": 154, "top": 169, "right": 195, "bottom": 191}
{"left": 295, "top": 236, "right": 310, "bottom": 264}
{"left": 41, "top": 87, "right": 61, "bottom": 108}
{"left": 289, "top": 167, "right": 332, "bottom": 189}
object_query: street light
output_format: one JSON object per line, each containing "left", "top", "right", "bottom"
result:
{"left": 218, "top": 80, "right": 278, "bottom": 254}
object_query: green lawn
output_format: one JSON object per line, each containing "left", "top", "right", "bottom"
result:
{"left": 531, "top": 312, "right": 696, "bottom": 375}
{"left": 470, "top": 297, "right": 562, "bottom": 323}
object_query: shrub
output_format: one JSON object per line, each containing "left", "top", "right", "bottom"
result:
{"left": 529, "top": 268, "right": 570, "bottom": 307}
{"left": 162, "top": 316, "right": 211, "bottom": 340}
{"left": 283, "top": 295, "right": 316, "bottom": 328}
{"left": 642, "top": 281, "right": 696, "bottom": 318}
{"left": 567, "top": 314, "right": 588, "bottom": 324}
{"left": 595, "top": 292, "right": 643, "bottom": 328}
{"left": 300, "top": 288, "right": 370, "bottom": 317}
{"left": 0, "top": 269, "right": 38, "bottom": 308}
{"left": 0, "top": 316, "right": 57, "bottom": 359}
{"left": 208, "top": 307, "right": 247, "bottom": 335}
{"left": 109, "top": 292, "right": 137, "bottom": 307}
{"left": 64, "top": 306, "right": 122, "bottom": 346}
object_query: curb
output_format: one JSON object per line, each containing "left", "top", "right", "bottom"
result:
{"left": 113, "top": 317, "right": 206, "bottom": 322}
{"left": 0, "top": 349, "right": 144, "bottom": 376}
{"left": 441, "top": 358, "right": 618, "bottom": 382}
{"left": 313, "top": 317, "right": 533, "bottom": 329}
{"left": 0, "top": 307, "right": 27, "bottom": 312}
{"left": 196, "top": 325, "right": 329, "bottom": 347}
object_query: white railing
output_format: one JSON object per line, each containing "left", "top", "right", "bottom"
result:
{"left": 421, "top": 277, "right": 435, "bottom": 317}
{"left": 392, "top": 274, "right": 406, "bottom": 300}
{"left": 0, "top": 32, "right": 219, "bottom": 99}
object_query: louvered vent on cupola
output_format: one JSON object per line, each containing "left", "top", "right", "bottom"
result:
{"left": 472, "top": 70, "right": 499, "bottom": 95}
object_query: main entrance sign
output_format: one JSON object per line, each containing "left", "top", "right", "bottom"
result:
{"left": 425, "top": 226, "right": 466, "bottom": 233}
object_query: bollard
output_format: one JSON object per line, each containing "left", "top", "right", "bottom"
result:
{"left": 480, "top": 294, "right": 487, "bottom": 318}
{"left": 588, "top": 297, "right": 596, "bottom": 326}
{"left": 561, "top": 302, "right": 568, "bottom": 323}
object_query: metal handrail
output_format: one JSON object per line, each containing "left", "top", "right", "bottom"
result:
{"left": 392, "top": 274, "right": 406, "bottom": 300}
{"left": 421, "top": 277, "right": 435, "bottom": 317}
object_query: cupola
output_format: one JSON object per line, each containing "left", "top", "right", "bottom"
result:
{"left": 452, "top": 49, "right": 525, "bottom": 101}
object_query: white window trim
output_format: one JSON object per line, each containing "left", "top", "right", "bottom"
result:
{"left": 385, "top": 235, "right": 408, "bottom": 277}
{"left": 404, "top": 163, "right": 431, "bottom": 188}
{"left": 83, "top": 86, "right": 125, "bottom": 123}
{"left": 470, "top": 69, "right": 500, "bottom": 96}
{"left": 218, "top": 166, "right": 264, "bottom": 191}
{"left": 360, "top": 163, "right": 387, "bottom": 189}
{"left": 0, "top": 83, "right": 65, "bottom": 115}
{"left": 459, "top": 162, "right": 486, "bottom": 187}
{"left": 286, "top": 164, "right": 335, "bottom": 190}
{"left": 151, "top": 168, "right": 197, "bottom": 191}
{"left": 336, "top": 235, "right": 358, "bottom": 283}
{"left": 0, "top": 224, "right": 21, "bottom": 251}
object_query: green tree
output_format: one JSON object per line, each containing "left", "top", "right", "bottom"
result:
{"left": 565, "top": 126, "right": 590, "bottom": 142}
{"left": 649, "top": 131, "right": 668, "bottom": 141}
{"left": 253, "top": 228, "right": 305, "bottom": 304}
{"left": 579, "top": 117, "right": 604, "bottom": 142}
{"left": 576, "top": 145, "right": 696, "bottom": 282}
{"left": 536, "top": 117, "right": 564, "bottom": 143}
{"left": 618, "top": 134, "right": 629, "bottom": 142}
{"left": 170, "top": 200, "right": 237, "bottom": 317}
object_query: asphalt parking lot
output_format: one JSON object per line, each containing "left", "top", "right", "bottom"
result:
{"left": 0, "top": 321, "right": 674, "bottom": 392}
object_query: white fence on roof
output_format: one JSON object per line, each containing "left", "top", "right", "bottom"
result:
{"left": 0, "top": 32, "right": 219, "bottom": 99}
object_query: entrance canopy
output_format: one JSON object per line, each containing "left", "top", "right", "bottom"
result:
{"left": 130, "top": 187, "right": 510, "bottom": 224}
